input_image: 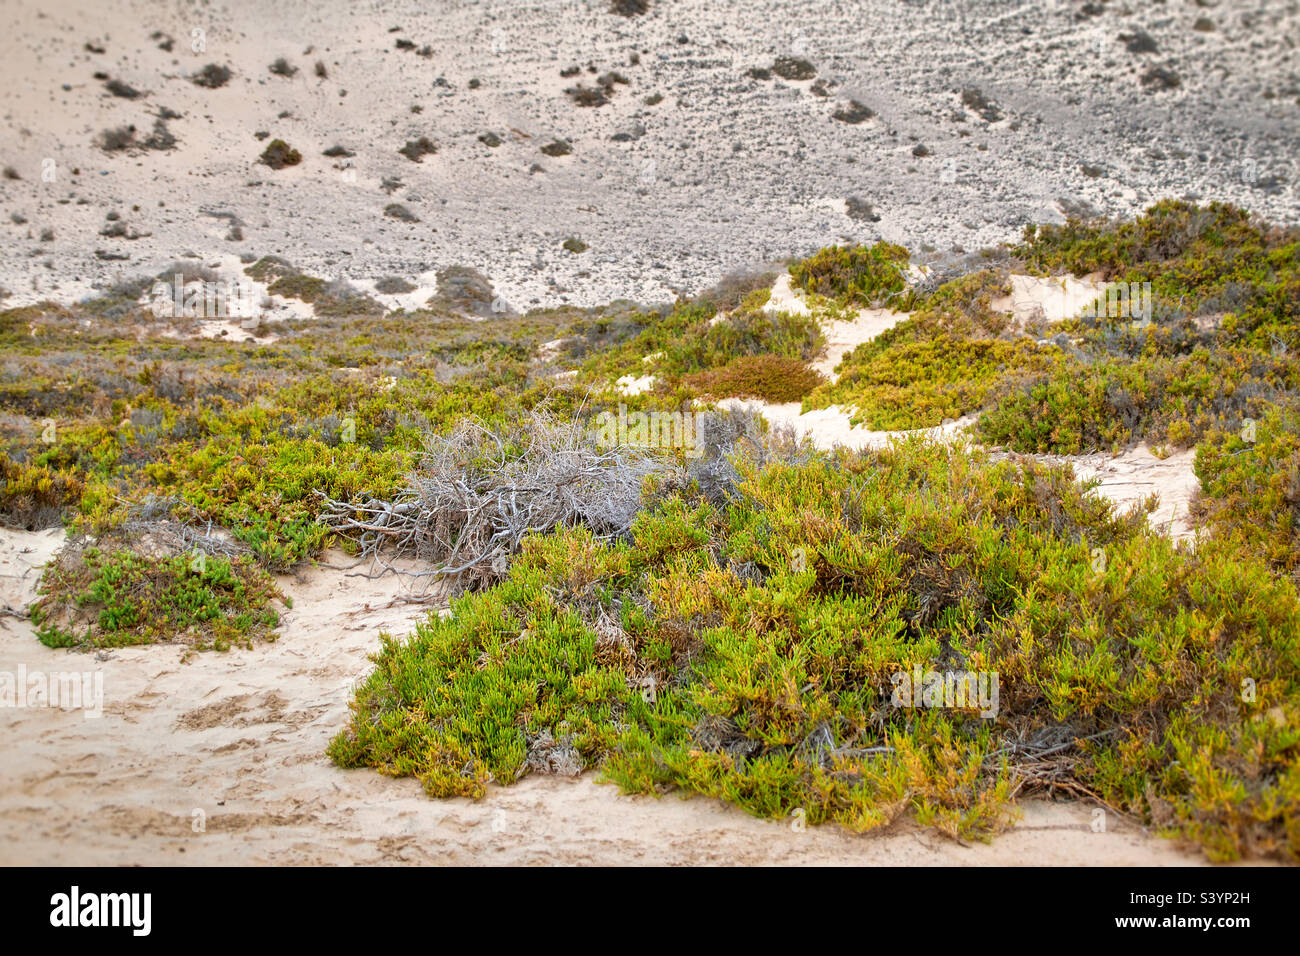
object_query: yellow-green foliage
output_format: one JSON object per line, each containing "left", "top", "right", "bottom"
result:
{"left": 904, "top": 269, "right": 1013, "bottom": 340}
{"left": 0, "top": 297, "right": 613, "bottom": 568}
{"left": 978, "top": 347, "right": 1300, "bottom": 454}
{"left": 138, "top": 427, "right": 409, "bottom": 569}
{"left": 31, "top": 547, "right": 284, "bottom": 650}
{"left": 790, "top": 242, "right": 914, "bottom": 308}
{"left": 801, "top": 269, "right": 1027, "bottom": 429}
{"left": 1, "top": 453, "right": 84, "bottom": 530}
{"left": 685, "top": 354, "right": 824, "bottom": 403}
{"left": 1193, "top": 406, "right": 1300, "bottom": 577}
{"left": 1018, "top": 199, "right": 1300, "bottom": 354}
{"left": 243, "top": 256, "right": 297, "bottom": 283}
{"left": 808, "top": 334, "right": 1060, "bottom": 429}
{"left": 266, "top": 274, "right": 383, "bottom": 317}
{"left": 332, "top": 439, "right": 1300, "bottom": 859}
{"left": 970, "top": 202, "right": 1300, "bottom": 453}
{"left": 266, "top": 274, "right": 326, "bottom": 303}
{"left": 576, "top": 295, "right": 824, "bottom": 399}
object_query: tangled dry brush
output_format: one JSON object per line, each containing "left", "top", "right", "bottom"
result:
{"left": 319, "top": 409, "right": 809, "bottom": 590}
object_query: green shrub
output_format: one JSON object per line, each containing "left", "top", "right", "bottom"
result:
{"left": 259, "top": 139, "right": 302, "bottom": 169}
{"left": 790, "top": 242, "right": 914, "bottom": 308}
{"left": 685, "top": 354, "right": 824, "bottom": 403}
{"left": 0, "top": 453, "right": 84, "bottom": 530}
{"left": 1193, "top": 406, "right": 1300, "bottom": 577}
{"left": 978, "top": 347, "right": 1300, "bottom": 454}
{"left": 807, "top": 334, "right": 1060, "bottom": 429}
{"left": 332, "top": 439, "right": 1300, "bottom": 859}
{"left": 1018, "top": 199, "right": 1300, "bottom": 355}
{"left": 31, "top": 547, "right": 284, "bottom": 650}
{"left": 577, "top": 298, "right": 824, "bottom": 397}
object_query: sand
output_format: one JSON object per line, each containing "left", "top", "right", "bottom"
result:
{"left": 1028, "top": 443, "right": 1201, "bottom": 543}
{"left": 0, "top": 530, "right": 1210, "bottom": 866}
{"left": 3, "top": 0, "right": 1297, "bottom": 313}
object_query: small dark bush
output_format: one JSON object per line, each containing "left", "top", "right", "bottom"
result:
{"left": 259, "top": 139, "right": 302, "bottom": 169}
{"left": 398, "top": 137, "right": 438, "bottom": 162}
{"left": 191, "top": 64, "right": 233, "bottom": 89}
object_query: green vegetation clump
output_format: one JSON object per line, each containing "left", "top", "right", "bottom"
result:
{"left": 331, "top": 437, "right": 1300, "bottom": 860}
{"left": 1, "top": 454, "right": 84, "bottom": 530}
{"left": 973, "top": 200, "right": 1300, "bottom": 454}
{"left": 801, "top": 269, "right": 1030, "bottom": 429}
{"left": 266, "top": 273, "right": 325, "bottom": 302}
{"left": 685, "top": 354, "right": 824, "bottom": 403}
{"left": 571, "top": 287, "right": 824, "bottom": 410}
{"left": 191, "top": 64, "right": 232, "bottom": 89}
{"left": 398, "top": 137, "right": 437, "bottom": 162}
{"left": 1192, "top": 406, "right": 1300, "bottom": 579}
{"left": 771, "top": 56, "right": 816, "bottom": 81}
{"left": 789, "top": 242, "right": 913, "bottom": 309}
{"left": 801, "top": 203, "right": 1300, "bottom": 453}
{"left": 265, "top": 274, "right": 383, "bottom": 318}
{"left": 31, "top": 546, "right": 283, "bottom": 650}
{"left": 259, "top": 139, "right": 302, "bottom": 169}
{"left": 1017, "top": 199, "right": 1300, "bottom": 355}
{"left": 975, "top": 348, "right": 1299, "bottom": 454}
{"left": 243, "top": 255, "right": 298, "bottom": 283}
{"left": 0, "top": 294, "right": 653, "bottom": 577}
{"left": 384, "top": 203, "right": 419, "bottom": 223}
{"left": 811, "top": 335, "right": 1058, "bottom": 429}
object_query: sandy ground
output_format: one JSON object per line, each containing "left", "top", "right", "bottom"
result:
{"left": 1031, "top": 444, "right": 1201, "bottom": 542}
{"left": 1, "top": 0, "right": 1297, "bottom": 312}
{"left": 0, "top": 528, "right": 1209, "bottom": 866}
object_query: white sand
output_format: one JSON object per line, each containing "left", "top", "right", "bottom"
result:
{"left": 814, "top": 307, "right": 906, "bottom": 382}
{"left": 763, "top": 273, "right": 814, "bottom": 317}
{"left": 616, "top": 373, "right": 656, "bottom": 396}
{"left": 1029, "top": 443, "right": 1201, "bottom": 542}
{"left": 990, "top": 272, "right": 1109, "bottom": 325}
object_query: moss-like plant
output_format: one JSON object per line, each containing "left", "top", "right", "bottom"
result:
{"left": 1193, "top": 405, "right": 1300, "bottom": 578}
{"left": 31, "top": 547, "right": 284, "bottom": 650}
{"left": 259, "top": 139, "right": 301, "bottom": 169}
{"left": 0, "top": 454, "right": 84, "bottom": 530}
{"left": 685, "top": 354, "right": 824, "bottom": 403}
{"left": 808, "top": 334, "right": 1060, "bottom": 430}
{"left": 789, "top": 242, "right": 914, "bottom": 309}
